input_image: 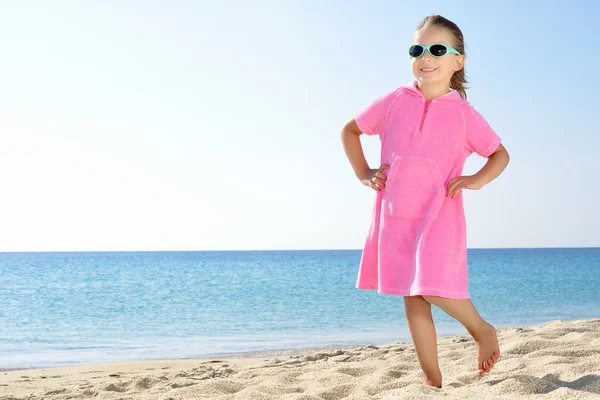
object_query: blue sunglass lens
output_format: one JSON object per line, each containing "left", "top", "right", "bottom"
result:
{"left": 409, "top": 45, "right": 424, "bottom": 57}
{"left": 429, "top": 45, "right": 448, "bottom": 57}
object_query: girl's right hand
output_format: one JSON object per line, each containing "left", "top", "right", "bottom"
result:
{"left": 359, "top": 164, "right": 390, "bottom": 191}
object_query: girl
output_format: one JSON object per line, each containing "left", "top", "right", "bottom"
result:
{"left": 340, "top": 15, "right": 510, "bottom": 388}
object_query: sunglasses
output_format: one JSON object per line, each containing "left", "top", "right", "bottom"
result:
{"left": 409, "top": 43, "right": 461, "bottom": 58}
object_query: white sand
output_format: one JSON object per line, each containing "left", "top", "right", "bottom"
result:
{"left": 1, "top": 318, "right": 599, "bottom": 399}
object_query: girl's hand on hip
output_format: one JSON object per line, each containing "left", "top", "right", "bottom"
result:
{"left": 359, "top": 164, "right": 390, "bottom": 191}
{"left": 447, "top": 175, "right": 485, "bottom": 198}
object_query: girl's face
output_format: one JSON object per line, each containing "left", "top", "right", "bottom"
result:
{"left": 411, "top": 27, "right": 465, "bottom": 88}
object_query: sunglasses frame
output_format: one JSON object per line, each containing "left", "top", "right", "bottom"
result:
{"left": 409, "top": 43, "right": 461, "bottom": 58}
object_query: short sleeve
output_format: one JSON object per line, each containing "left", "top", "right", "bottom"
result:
{"left": 354, "top": 88, "right": 398, "bottom": 136}
{"left": 463, "top": 103, "right": 502, "bottom": 157}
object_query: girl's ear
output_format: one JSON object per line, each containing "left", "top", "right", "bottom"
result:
{"left": 454, "top": 54, "right": 465, "bottom": 71}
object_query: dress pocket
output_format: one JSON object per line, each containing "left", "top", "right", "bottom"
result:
{"left": 382, "top": 156, "right": 446, "bottom": 219}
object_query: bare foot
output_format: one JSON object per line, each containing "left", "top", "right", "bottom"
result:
{"left": 473, "top": 322, "right": 501, "bottom": 375}
{"left": 423, "top": 376, "right": 442, "bottom": 388}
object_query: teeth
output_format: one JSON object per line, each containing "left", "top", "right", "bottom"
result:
{"left": 421, "top": 68, "right": 435, "bottom": 71}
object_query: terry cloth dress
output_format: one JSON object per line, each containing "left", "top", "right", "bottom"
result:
{"left": 354, "top": 81, "right": 502, "bottom": 300}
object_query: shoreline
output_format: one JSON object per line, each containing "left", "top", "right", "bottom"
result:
{"left": 0, "top": 342, "right": 378, "bottom": 373}
{"left": 1, "top": 317, "right": 599, "bottom": 399}
{"left": 0, "top": 316, "right": 594, "bottom": 372}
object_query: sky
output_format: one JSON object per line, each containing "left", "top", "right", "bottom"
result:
{"left": 0, "top": 0, "right": 598, "bottom": 252}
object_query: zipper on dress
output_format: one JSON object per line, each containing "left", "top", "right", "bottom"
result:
{"left": 419, "top": 100, "right": 431, "bottom": 132}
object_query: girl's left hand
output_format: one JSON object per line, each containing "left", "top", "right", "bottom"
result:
{"left": 446, "top": 175, "right": 485, "bottom": 198}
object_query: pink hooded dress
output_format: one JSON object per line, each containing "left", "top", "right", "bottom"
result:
{"left": 355, "top": 81, "right": 501, "bottom": 300}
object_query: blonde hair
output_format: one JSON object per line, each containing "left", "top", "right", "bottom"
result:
{"left": 416, "top": 15, "right": 468, "bottom": 100}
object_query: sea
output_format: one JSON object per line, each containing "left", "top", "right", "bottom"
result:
{"left": 0, "top": 248, "right": 598, "bottom": 369}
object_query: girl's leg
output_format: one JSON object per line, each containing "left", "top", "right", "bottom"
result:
{"left": 403, "top": 295, "right": 442, "bottom": 387}
{"left": 421, "top": 295, "right": 501, "bottom": 375}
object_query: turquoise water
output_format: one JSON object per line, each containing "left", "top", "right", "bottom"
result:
{"left": 0, "top": 248, "right": 598, "bottom": 369}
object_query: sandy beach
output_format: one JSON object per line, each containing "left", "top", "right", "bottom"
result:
{"left": 1, "top": 318, "right": 599, "bottom": 399}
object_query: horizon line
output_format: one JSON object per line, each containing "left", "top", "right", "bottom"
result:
{"left": 0, "top": 246, "right": 598, "bottom": 254}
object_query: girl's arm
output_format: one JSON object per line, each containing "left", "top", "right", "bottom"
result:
{"left": 340, "top": 118, "right": 388, "bottom": 191}
{"left": 448, "top": 144, "right": 509, "bottom": 197}
{"left": 474, "top": 143, "right": 510, "bottom": 186}
{"left": 340, "top": 118, "right": 371, "bottom": 180}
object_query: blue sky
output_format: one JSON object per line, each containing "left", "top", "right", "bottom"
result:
{"left": 0, "top": 1, "right": 598, "bottom": 251}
